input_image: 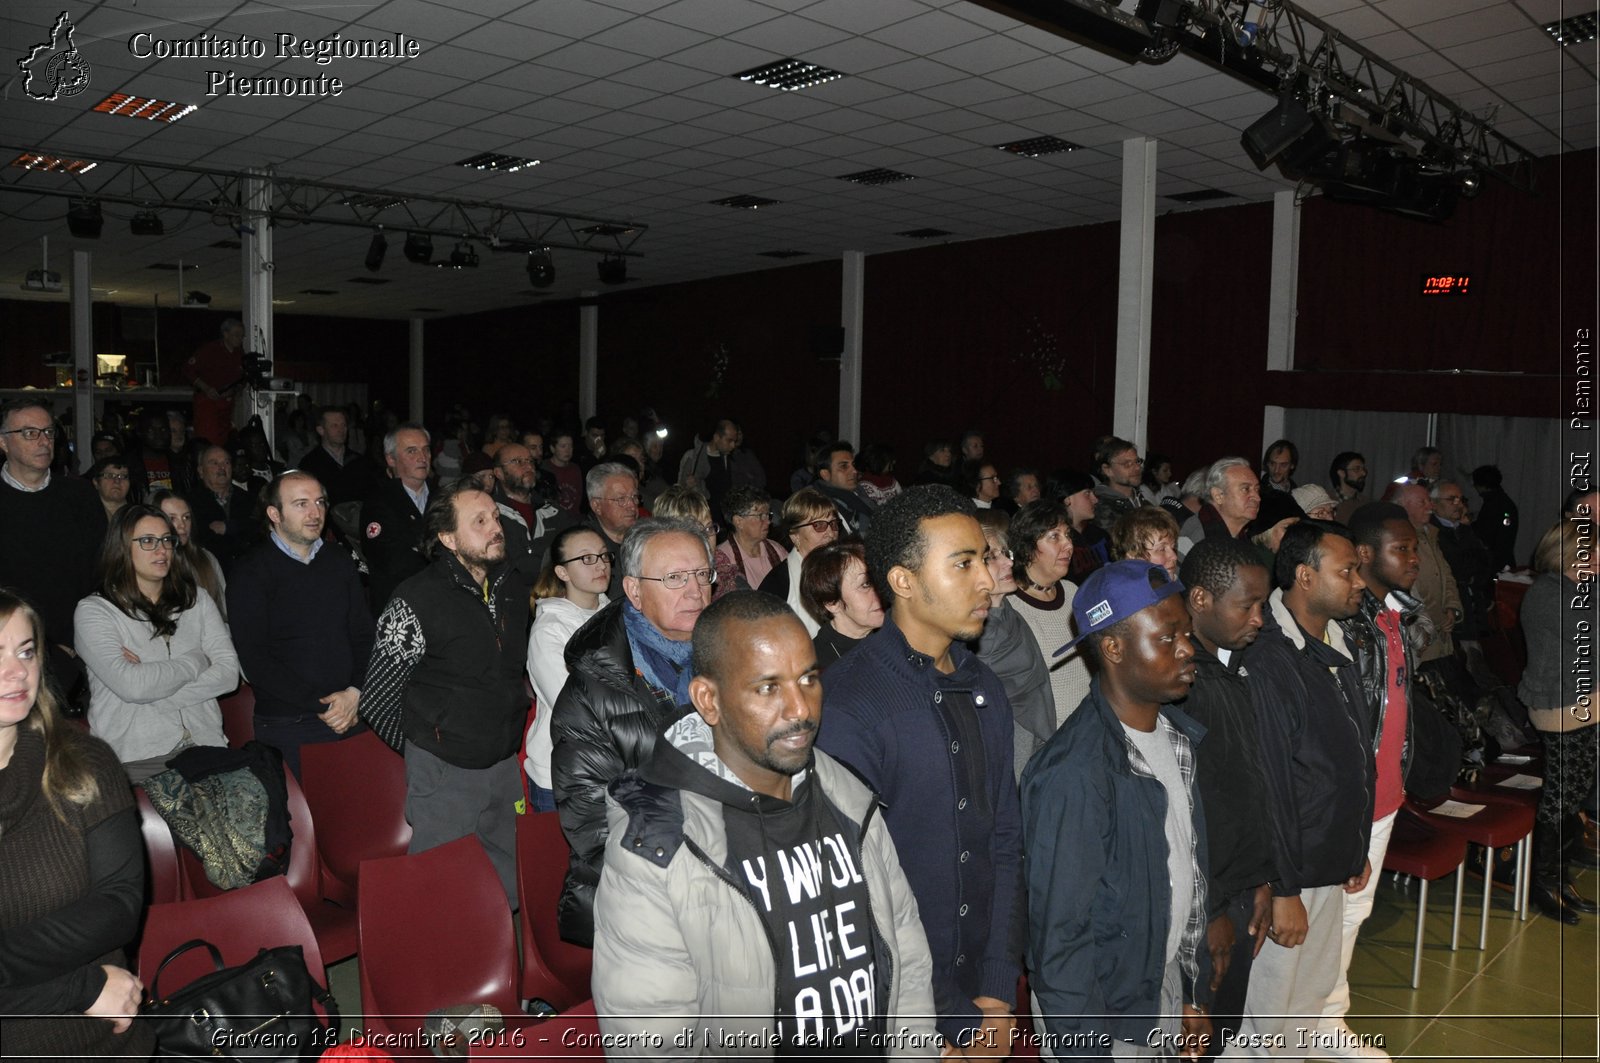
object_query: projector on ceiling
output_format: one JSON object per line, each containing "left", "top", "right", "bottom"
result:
{"left": 22, "top": 269, "right": 63, "bottom": 293}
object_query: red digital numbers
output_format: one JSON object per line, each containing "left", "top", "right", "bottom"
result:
{"left": 1422, "top": 275, "right": 1471, "bottom": 296}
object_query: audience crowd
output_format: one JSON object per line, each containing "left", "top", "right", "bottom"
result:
{"left": 0, "top": 391, "right": 1592, "bottom": 1062}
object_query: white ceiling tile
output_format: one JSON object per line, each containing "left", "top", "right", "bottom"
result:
{"left": 864, "top": 57, "right": 968, "bottom": 91}
{"left": 986, "top": 56, "right": 1093, "bottom": 93}
{"left": 663, "top": 36, "right": 776, "bottom": 74}
{"left": 609, "top": 59, "right": 716, "bottom": 94}
{"left": 586, "top": 16, "right": 709, "bottom": 57}
{"left": 931, "top": 33, "right": 1048, "bottom": 76}
{"left": 1376, "top": 0, "right": 1508, "bottom": 25}
{"left": 499, "top": 0, "right": 635, "bottom": 34}
{"left": 359, "top": 67, "right": 473, "bottom": 99}
{"left": 581, "top": 111, "right": 671, "bottom": 137}
{"left": 1412, "top": 6, "right": 1538, "bottom": 48}
{"left": 918, "top": 77, "right": 1015, "bottom": 106}
{"left": 967, "top": 94, "right": 1069, "bottom": 122}
{"left": 359, "top": 0, "right": 488, "bottom": 41}
{"left": 651, "top": 0, "right": 782, "bottom": 35}
{"left": 451, "top": 21, "right": 577, "bottom": 61}
{"left": 724, "top": 13, "right": 853, "bottom": 55}
{"left": 1443, "top": 31, "right": 1556, "bottom": 67}
{"left": 852, "top": 93, "right": 951, "bottom": 120}
{"left": 482, "top": 63, "right": 590, "bottom": 95}
{"left": 628, "top": 94, "right": 725, "bottom": 122}
{"left": 867, "top": 9, "right": 992, "bottom": 53}
{"left": 803, "top": 36, "right": 917, "bottom": 74}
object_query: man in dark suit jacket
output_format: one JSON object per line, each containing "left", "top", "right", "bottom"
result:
{"left": 191, "top": 444, "right": 263, "bottom": 573}
{"left": 298, "top": 407, "right": 379, "bottom": 508}
{"left": 360, "top": 423, "right": 433, "bottom": 610}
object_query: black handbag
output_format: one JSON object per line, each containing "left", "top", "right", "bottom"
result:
{"left": 142, "top": 938, "right": 340, "bottom": 1060}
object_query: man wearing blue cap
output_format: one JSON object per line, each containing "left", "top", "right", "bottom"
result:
{"left": 1021, "top": 560, "right": 1211, "bottom": 1060}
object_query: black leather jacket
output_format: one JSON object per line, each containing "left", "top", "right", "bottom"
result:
{"left": 549, "top": 600, "right": 677, "bottom": 947}
{"left": 1339, "top": 588, "right": 1423, "bottom": 787}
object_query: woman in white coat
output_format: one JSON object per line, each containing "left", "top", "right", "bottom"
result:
{"left": 75, "top": 505, "right": 239, "bottom": 784}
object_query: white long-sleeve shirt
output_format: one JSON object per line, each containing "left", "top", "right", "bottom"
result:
{"left": 524, "top": 594, "right": 606, "bottom": 788}
{"left": 75, "top": 591, "right": 239, "bottom": 763}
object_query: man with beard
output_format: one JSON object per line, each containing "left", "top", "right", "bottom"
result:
{"left": 227, "top": 472, "right": 374, "bottom": 777}
{"left": 1329, "top": 452, "right": 1369, "bottom": 525}
{"left": 1177, "top": 538, "right": 1276, "bottom": 1053}
{"left": 591, "top": 592, "right": 939, "bottom": 1055}
{"left": 1092, "top": 436, "right": 1149, "bottom": 532}
{"left": 359, "top": 480, "right": 529, "bottom": 902}
{"left": 1022, "top": 560, "right": 1212, "bottom": 1059}
{"left": 818, "top": 486, "right": 1023, "bottom": 1055}
{"left": 1236, "top": 521, "right": 1375, "bottom": 1058}
{"left": 487, "top": 441, "right": 572, "bottom": 578}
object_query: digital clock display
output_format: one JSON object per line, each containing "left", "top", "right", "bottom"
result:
{"left": 1422, "top": 275, "right": 1471, "bottom": 296}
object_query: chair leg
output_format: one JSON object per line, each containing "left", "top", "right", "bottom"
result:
{"left": 1451, "top": 859, "right": 1465, "bottom": 951}
{"left": 1520, "top": 836, "right": 1532, "bottom": 920}
{"left": 1479, "top": 846, "right": 1492, "bottom": 950}
{"left": 1412, "top": 878, "right": 1428, "bottom": 989}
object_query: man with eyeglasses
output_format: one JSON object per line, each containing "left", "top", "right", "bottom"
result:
{"left": 90, "top": 456, "right": 132, "bottom": 522}
{"left": 584, "top": 461, "right": 641, "bottom": 600}
{"left": 0, "top": 397, "right": 107, "bottom": 707}
{"left": 488, "top": 442, "right": 573, "bottom": 579}
{"left": 1092, "top": 436, "right": 1152, "bottom": 533}
{"left": 551, "top": 516, "right": 715, "bottom": 946}
{"left": 228, "top": 471, "right": 374, "bottom": 777}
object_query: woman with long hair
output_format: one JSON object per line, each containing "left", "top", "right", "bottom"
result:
{"left": 799, "top": 541, "right": 883, "bottom": 672}
{"left": 1008, "top": 498, "right": 1093, "bottom": 722}
{"left": 524, "top": 525, "right": 612, "bottom": 812}
{"left": 0, "top": 590, "right": 154, "bottom": 1058}
{"left": 1521, "top": 519, "right": 1600, "bottom": 923}
{"left": 150, "top": 488, "right": 227, "bottom": 619}
{"left": 74, "top": 505, "right": 239, "bottom": 783}
{"left": 713, "top": 485, "right": 787, "bottom": 599}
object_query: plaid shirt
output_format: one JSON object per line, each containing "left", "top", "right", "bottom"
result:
{"left": 1119, "top": 713, "right": 1208, "bottom": 1000}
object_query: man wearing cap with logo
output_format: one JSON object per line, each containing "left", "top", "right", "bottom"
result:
{"left": 1021, "top": 559, "right": 1212, "bottom": 1060}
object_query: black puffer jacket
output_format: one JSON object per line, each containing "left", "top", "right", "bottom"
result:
{"left": 549, "top": 600, "right": 677, "bottom": 946}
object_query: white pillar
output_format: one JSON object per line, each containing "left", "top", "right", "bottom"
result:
{"left": 839, "top": 251, "right": 865, "bottom": 444}
{"left": 1114, "top": 137, "right": 1157, "bottom": 454}
{"left": 1266, "top": 189, "right": 1300, "bottom": 372}
{"left": 408, "top": 318, "right": 425, "bottom": 424}
{"left": 578, "top": 292, "right": 598, "bottom": 423}
{"left": 1262, "top": 405, "right": 1286, "bottom": 456}
{"left": 240, "top": 170, "right": 274, "bottom": 365}
{"left": 71, "top": 250, "right": 94, "bottom": 472}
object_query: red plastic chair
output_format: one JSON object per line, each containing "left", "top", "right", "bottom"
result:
{"left": 219, "top": 683, "right": 256, "bottom": 748}
{"left": 138, "top": 875, "right": 335, "bottom": 1024}
{"left": 516, "top": 812, "right": 592, "bottom": 1010}
{"left": 1382, "top": 808, "right": 1470, "bottom": 987}
{"left": 134, "top": 786, "right": 186, "bottom": 905}
{"left": 358, "top": 835, "right": 520, "bottom": 1040}
{"left": 469, "top": 1001, "right": 603, "bottom": 1058}
{"left": 176, "top": 763, "right": 358, "bottom": 963}
{"left": 1406, "top": 791, "right": 1534, "bottom": 949}
{"left": 298, "top": 729, "right": 412, "bottom": 906}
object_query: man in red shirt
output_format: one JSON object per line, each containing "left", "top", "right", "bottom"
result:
{"left": 182, "top": 318, "right": 245, "bottom": 444}
{"left": 1320, "top": 503, "right": 1424, "bottom": 1060}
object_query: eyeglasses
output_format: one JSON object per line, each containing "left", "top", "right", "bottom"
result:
{"left": 737, "top": 510, "right": 772, "bottom": 522}
{"left": 97, "top": 472, "right": 130, "bottom": 482}
{"left": 600, "top": 494, "right": 641, "bottom": 506}
{"left": 499, "top": 456, "right": 534, "bottom": 467}
{"left": 561, "top": 551, "right": 613, "bottom": 567}
{"left": 132, "top": 534, "right": 179, "bottom": 551}
{"left": 796, "top": 517, "right": 841, "bottom": 535}
{"left": 1111, "top": 456, "right": 1144, "bottom": 469}
{"left": 978, "top": 474, "right": 1001, "bottom": 483}
{"left": 635, "top": 568, "right": 716, "bottom": 590}
{"left": 1, "top": 426, "right": 55, "bottom": 441}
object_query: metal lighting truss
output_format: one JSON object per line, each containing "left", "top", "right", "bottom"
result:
{"left": 0, "top": 144, "right": 648, "bottom": 256}
{"left": 1171, "top": 0, "right": 1540, "bottom": 191}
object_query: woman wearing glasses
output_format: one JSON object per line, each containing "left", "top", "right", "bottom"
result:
{"left": 524, "top": 526, "right": 612, "bottom": 813}
{"left": 73, "top": 506, "right": 239, "bottom": 784}
{"left": 757, "top": 487, "right": 840, "bottom": 636}
{"left": 1007, "top": 498, "right": 1093, "bottom": 725}
{"left": 971, "top": 510, "right": 1057, "bottom": 782}
{"left": 712, "top": 485, "right": 787, "bottom": 599}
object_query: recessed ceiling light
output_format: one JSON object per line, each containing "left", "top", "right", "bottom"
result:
{"left": 1543, "top": 11, "right": 1597, "bottom": 45}
{"left": 840, "top": 168, "right": 916, "bottom": 186}
{"left": 577, "top": 223, "right": 637, "bottom": 237}
{"left": 896, "top": 228, "right": 953, "bottom": 239}
{"left": 271, "top": 299, "right": 296, "bottom": 306}
{"left": 9, "top": 152, "right": 97, "bottom": 174}
{"left": 93, "top": 93, "right": 196, "bottom": 123}
{"left": 456, "top": 152, "right": 540, "bottom": 173}
{"left": 997, "top": 136, "right": 1082, "bottom": 158}
{"left": 757, "top": 250, "right": 811, "bottom": 258}
{"left": 712, "top": 195, "right": 780, "bottom": 209}
{"left": 1166, "top": 189, "right": 1238, "bottom": 203}
{"left": 734, "top": 58, "right": 845, "bottom": 92}
{"left": 346, "top": 276, "right": 391, "bottom": 285}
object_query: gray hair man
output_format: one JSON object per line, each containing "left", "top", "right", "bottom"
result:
{"left": 585, "top": 460, "right": 640, "bottom": 598}
{"left": 1178, "top": 458, "right": 1261, "bottom": 556}
{"left": 550, "top": 516, "right": 715, "bottom": 946}
{"left": 360, "top": 422, "right": 433, "bottom": 609}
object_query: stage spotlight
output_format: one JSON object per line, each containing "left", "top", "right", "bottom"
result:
{"left": 130, "top": 211, "right": 164, "bottom": 236}
{"left": 67, "top": 199, "right": 103, "bottom": 239}
{"left": 527, "top": 247, "right": 555, "bottom": 288}
{"left": 597, "top": 253, "right": 627, "bottom": 285}
{"left": 403, "top": 232, "right": 433, "bottom": 264}
{"left": 365, "top": 231, "right": 388, "bottom": 271}
{"left": 1459, "top": 171, "right": 1483, "bottom": 199}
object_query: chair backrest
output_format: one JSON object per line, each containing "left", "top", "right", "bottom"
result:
{"left": 138, "top": 875, "right": 329, "bottom": 1013}
{"left": 298, "top": 730, "right": 411, "bottom": 904}
{"left": 468, "top": 1002, "right": 603, "bottom": 1058}
{"left": 178, "top": 761, "right": 322, "bottom": 909}
{"left": 358, "top": 835, "right": 520, "bottom": 1039}
{"left": 219, "top": 683, "right": 256, "bottom": 747}
{"left": 135, "top": 786, "right": 185, "bottom": 905}
{"left": 517, "top": 811, "right": 593, "bottom": 1009}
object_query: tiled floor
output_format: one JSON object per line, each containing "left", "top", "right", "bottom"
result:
{"left": 324, "top": 866, "right": 1600, "bottom": 1059}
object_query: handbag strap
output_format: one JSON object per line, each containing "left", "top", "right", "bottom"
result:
{"left": 151, "top": 938, "right": 225, "bottom": 1001}
{"left": 310, "top": 978, "right": 342, "bottom": 1038}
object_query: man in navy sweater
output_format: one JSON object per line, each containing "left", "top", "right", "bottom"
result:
{"left": 818, "top": 485, "right": 1023, "bottom": 1056}
{"left": 227, "top": 471, "right": 374, "bottom": 776}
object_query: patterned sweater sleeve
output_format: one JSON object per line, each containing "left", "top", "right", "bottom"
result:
{"left": 359, "top": 594, "right": 425, "bottom": 752}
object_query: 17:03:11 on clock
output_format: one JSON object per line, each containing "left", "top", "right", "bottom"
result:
{"left": 1422, "top": 275, "right": 1471, "bottom": 295}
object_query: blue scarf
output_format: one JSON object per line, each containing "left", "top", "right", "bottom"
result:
{"left": 623, "top": 601, "right": 694, "bottom": 706}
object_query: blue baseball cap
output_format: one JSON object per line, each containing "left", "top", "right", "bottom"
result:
{"left": 1055, "top": 560, "right": 1185, "bottom": 656}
